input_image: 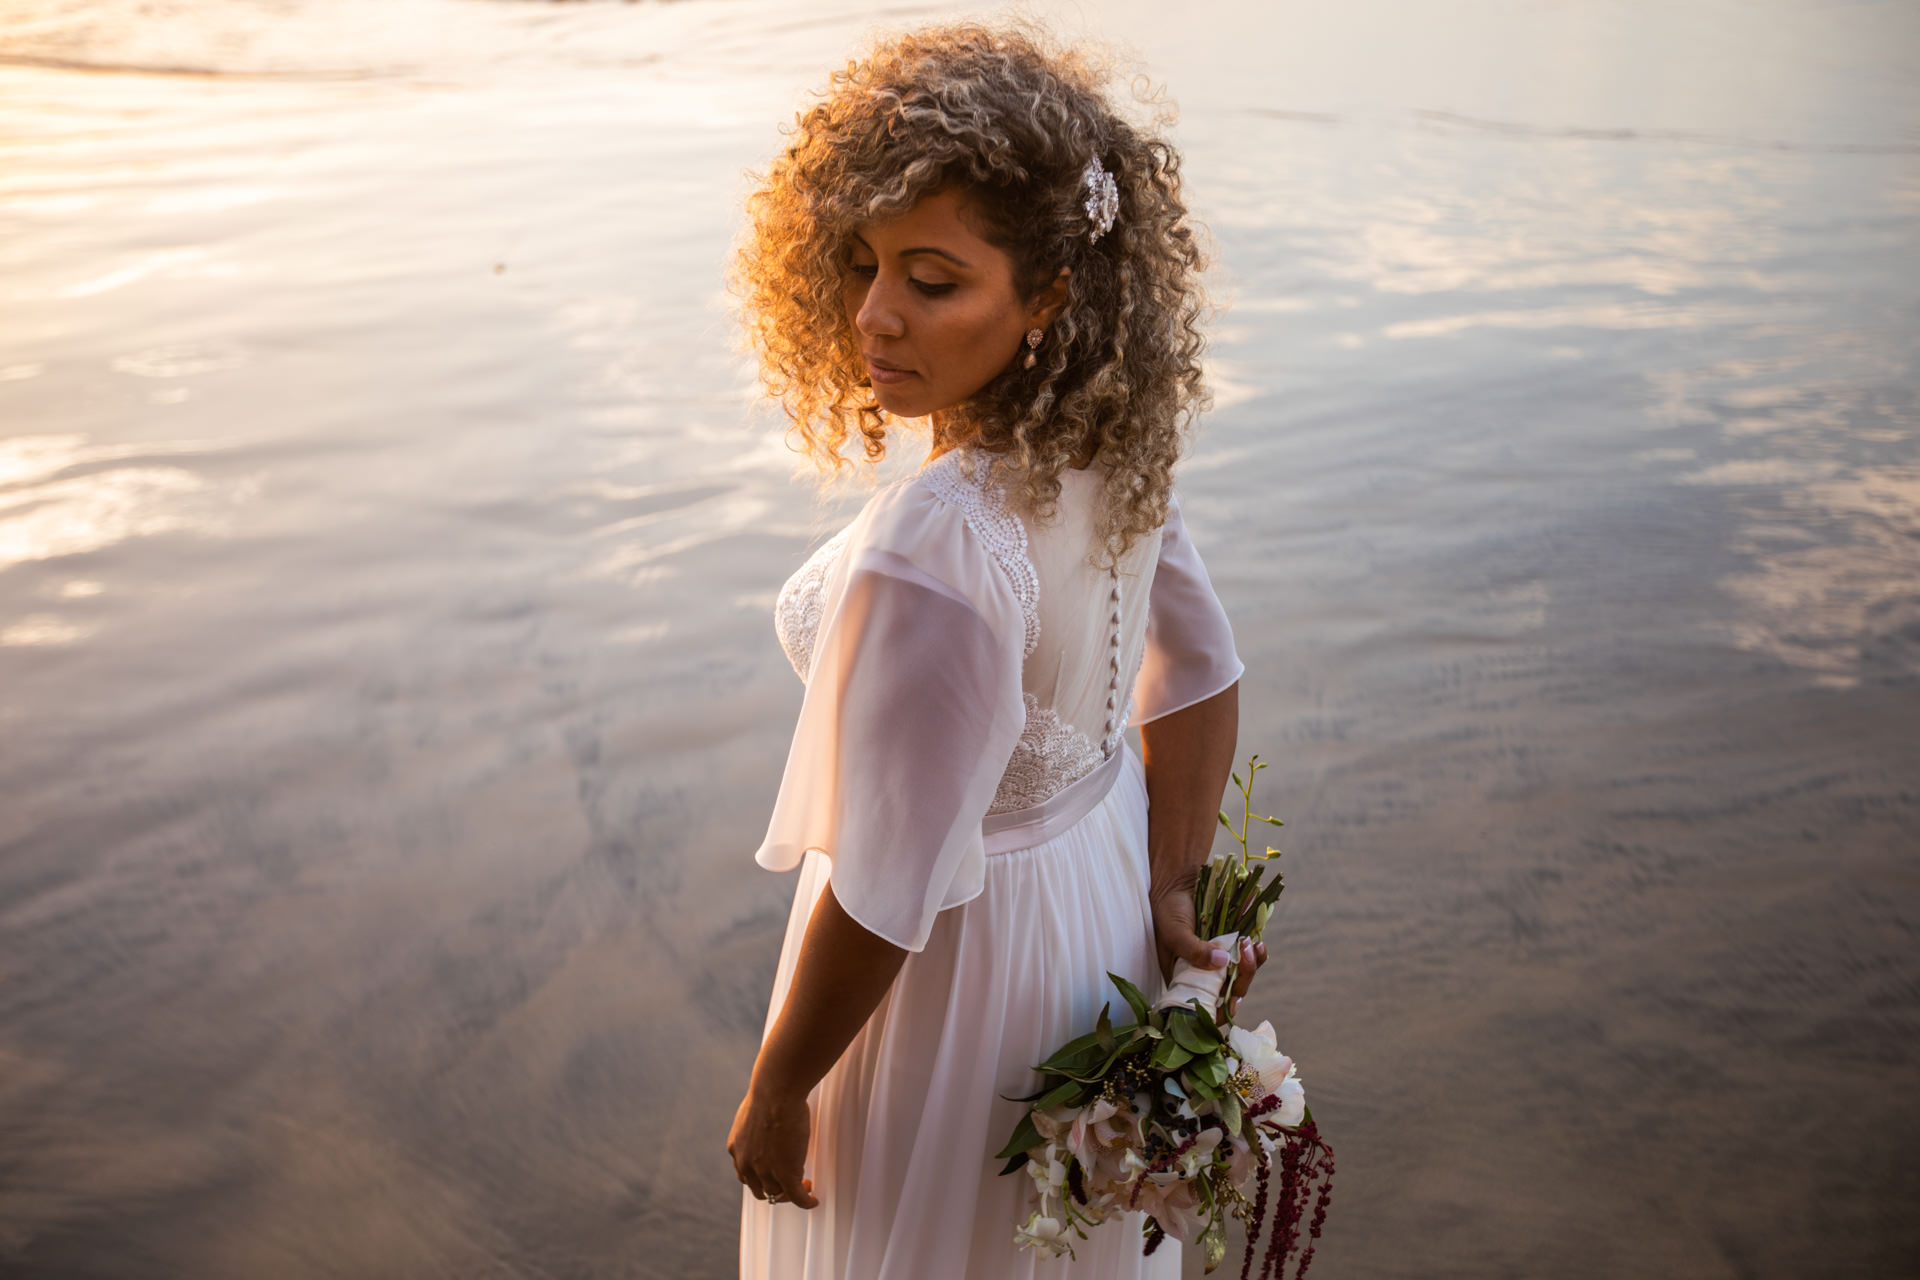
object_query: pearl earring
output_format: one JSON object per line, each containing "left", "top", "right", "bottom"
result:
{"left": 1023, "top": 328, "right": 1043, "bottom": 369}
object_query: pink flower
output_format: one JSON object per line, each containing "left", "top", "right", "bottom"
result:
{"left": 1133, "top": 1175, "right": 1209, "bottom": 1242}
{"left": 1067, "top": 1098, "right": 1120, "bottom": 1164}
{"left": 1228, "top": 1021, "right": 1294, "bottom": 1097}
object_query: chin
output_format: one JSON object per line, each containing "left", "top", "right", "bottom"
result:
{"left": 873, "top": 388, "right": 937, "bottom": 420}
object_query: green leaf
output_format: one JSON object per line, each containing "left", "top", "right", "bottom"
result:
{"left": 1222, "top": 870, "right": 1258, "bottom": 934}
{"left": 1037, "top": 1042, "right": 1103, "bottom": 1077}
{"left": 1095, "top": 1003, "right": 1116, "bottom": 1054}
{"left": 1109, "top": 972, "right": 1151, "bottom": 1025}
{"left": 1167, "top": 1012, "right": 1221, "bottom": 1056}
{"left": 1203, "top": 1216, "right": 1227, "bottom": 1272}
{"left": 997, "top": 1151, "right": 1030, "bottom": 1176}
{"left": 1032, "top": 1079, "right": 1083, "bottom": 1113}
{"left": 1149, "top": 1036, "right": 1194, "bottom": 1071}
{"left": 992, "top": 1112, "right": 1042, "bottom": 1162}
{"left": 1218, "top": 1089, "right": 1243, "bottom": 1134}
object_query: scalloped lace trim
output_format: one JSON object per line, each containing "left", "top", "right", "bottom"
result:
{"left": 773, "top": 524, "right": 853, "bottom": 679}
{"left": 922, "top": 450, "right": 1041, "bottom": 658}
{"left": 990, "top": 695, "right": 1105, "bottom": 815}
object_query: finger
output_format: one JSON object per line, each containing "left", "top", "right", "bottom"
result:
{"left": 1152, "top": 924, "right": 1198, "bottom": 974}
{"left": 1231, "top": 960, "right": 1255, "bottom": 1001}
{"left": 1154, "top": 890, "right": 1213, "bottom": 952}
{"left": 1161, "top": 913, "right": 1226, "bottom": 969}
{"left": 766, "top": 1155, "right": 810, "bottom": 1204}
{"left": 767, "top": 1171, "right": 818, "bottom": 1211}
{"left": 1155, "top": 915, "right": 1218, "bottom": 974}
{"left": 729, "top": 1144, "right": 760, "bottom": 1200}
{"left": 1226, "top": 942, "right": 1259, "bottom": 1019}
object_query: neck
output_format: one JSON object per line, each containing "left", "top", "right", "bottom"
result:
{"left": 924, "top": 410, "right": 969, "bottom": 466}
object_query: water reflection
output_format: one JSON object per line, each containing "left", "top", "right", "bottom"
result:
{"left": 1, "top": 1, "right": 1917, "bottom": 1277}
{"left": 0, "top": 435, "right": 251, "bottom": 571}
{"left": 1714, "top": 465, "right": 1920, "bottom": 689}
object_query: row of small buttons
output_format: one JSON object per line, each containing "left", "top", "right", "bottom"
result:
{"left": 1101, "top": 565, "right": 1121, "bottom": 757}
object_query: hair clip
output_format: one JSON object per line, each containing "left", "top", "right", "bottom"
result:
{"left": 1081, "top": 156, "right": 1118, "bottom": 243}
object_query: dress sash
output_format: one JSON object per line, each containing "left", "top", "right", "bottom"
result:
{"left": 980, "top": 748, "right": 1128, "bottom": 857}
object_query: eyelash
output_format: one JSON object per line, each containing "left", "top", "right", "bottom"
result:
{"left": 848, "top": 262, "right": 955, "bottom": 297}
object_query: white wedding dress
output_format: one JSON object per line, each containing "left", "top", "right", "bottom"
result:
{"left": 740, "top": 447, "right": 1241, "bottom": 1280}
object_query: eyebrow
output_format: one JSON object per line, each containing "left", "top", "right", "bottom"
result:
{"left": 851, "top": 232, "right": 972, "bottom": 270}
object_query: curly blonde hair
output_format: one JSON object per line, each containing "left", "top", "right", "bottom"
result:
{"left": 734, "top": 21, "right": 1211, "bottom": 558}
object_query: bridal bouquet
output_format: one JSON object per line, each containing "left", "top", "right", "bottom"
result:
{"left": 994, "top": 758, "right": 1335, "bottom": 1277}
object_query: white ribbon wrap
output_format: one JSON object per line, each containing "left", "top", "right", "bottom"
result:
{"left": 1152, "top": 931, "right": 1240, "bottom": 1019}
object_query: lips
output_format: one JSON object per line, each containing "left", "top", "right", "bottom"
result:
{"left": 865, "top": 356, "right": 916, "bottom": 385}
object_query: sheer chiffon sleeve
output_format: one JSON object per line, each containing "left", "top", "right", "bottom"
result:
{"left": 754, "top": 483, "right": 1028, "bottom": 953}
{"left": 1132, "top": 493, "right": 1244, "bottom": 724}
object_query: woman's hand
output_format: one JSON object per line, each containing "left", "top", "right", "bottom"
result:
{"left": 1139, "top": 682, "right": 1255, "bottom": 1009}
{"left": 726, "top": 883, "right": 906, "bottom": 1213}
{"left": 728, "top": 1080, "right": 818, "bottom": 1210}
{"left": 1225, "top": 934, "right": 1267, "bottom": 1020}
{"left": 1150, "top": 868, "right": 1218, "bottom": 986}
{"left": 1152, "top": 882, "right": 1268, "bottom": 1019}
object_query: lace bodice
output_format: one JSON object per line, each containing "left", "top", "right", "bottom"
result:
{"left": 756, "top": 445, "right": 1240, "bottom": 952}
{"left": 774, "top": 450, "right": 1157, "bottom": 817}
{"left": 774, "top": 524, "right": 852, "bottom": 680}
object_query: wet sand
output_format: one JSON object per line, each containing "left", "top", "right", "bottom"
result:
{"left": 1, "top": 1, "right": 1917, "bottom": 1277}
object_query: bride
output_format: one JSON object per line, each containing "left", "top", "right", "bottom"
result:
{"left": 727, "top": 22, "right": 1259, "bottom": 1278}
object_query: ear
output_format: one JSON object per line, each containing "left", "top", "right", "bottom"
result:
{"left": 1027, "top": 267, "right": 1072, "bottom": 330}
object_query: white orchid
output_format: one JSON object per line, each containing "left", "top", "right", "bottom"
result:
{"left": 1171, "top": 1126, "right": 1223, "bottom": 1182}
{"left": 1270, "top": 1074, "right": 1306, "bottom": 1129}
{"left": 1160, "top": 1075, "right": 1201, "bottom": 1125}
{"left": 1228, "top": 1019, "right": 1306, "bottom": 1125}
{"left": 1025, "top": 1142, "right": 1070, "bottom": 1198}
{"left": 1012, "top": 1210, "right": 1073, "bottom": 1258}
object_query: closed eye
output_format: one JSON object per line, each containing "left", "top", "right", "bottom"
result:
{"left": 845, "top": 261, "right": 954, "bottom": 298}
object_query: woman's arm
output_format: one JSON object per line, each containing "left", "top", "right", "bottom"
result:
{"left": 728, "top": 881, "right": 906, "bottom": 1210}
{"left": 1139, "top": 681, "right": 1265, "bottom": 1006}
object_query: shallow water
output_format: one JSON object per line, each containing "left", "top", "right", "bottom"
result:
{"left": 2, "top": 2, "right": 1917, "bottom": 1277}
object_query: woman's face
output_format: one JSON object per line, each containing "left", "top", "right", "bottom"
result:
{"left": 841, "top": 187, "right": 1066, "bottom": 421}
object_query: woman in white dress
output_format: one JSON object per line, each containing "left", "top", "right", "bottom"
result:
{"left": 728, "top": 24, "right": 1260, "bottom": 1278}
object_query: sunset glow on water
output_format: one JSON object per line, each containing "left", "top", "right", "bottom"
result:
{"left": 2, "top": 2, "right": 1917, "bottom": 1276}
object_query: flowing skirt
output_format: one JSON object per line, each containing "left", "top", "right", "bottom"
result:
{"left": 738, "top": 748, "right": 1182, "bottom": 1280}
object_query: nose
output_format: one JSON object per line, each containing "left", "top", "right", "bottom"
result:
{"left": 853, "top": 274, "right": 904, "bottom": 340}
